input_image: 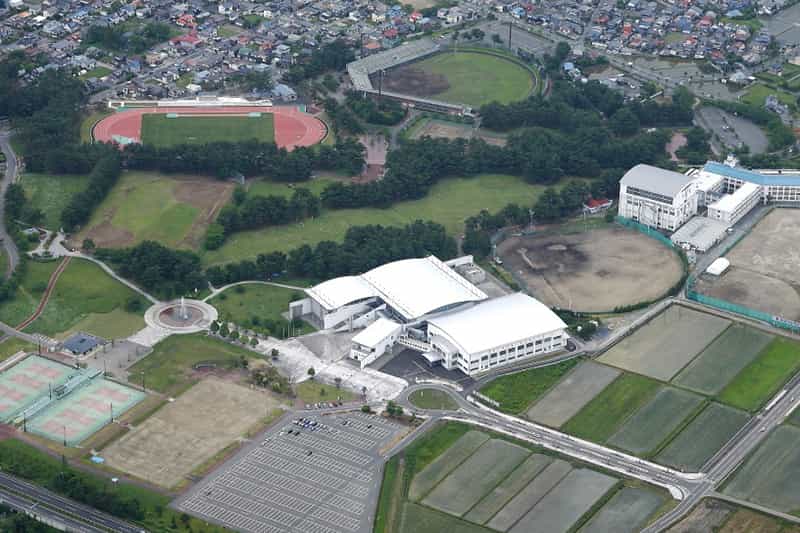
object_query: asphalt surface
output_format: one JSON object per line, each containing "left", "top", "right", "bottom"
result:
{"left": 0, "top": 471, "right": 144, "bottom": 533}
{"left": 0, "top": 125, "right": 20, "bottom": 279}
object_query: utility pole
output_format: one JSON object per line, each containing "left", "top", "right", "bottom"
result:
{"left": 508, "top": 21, "right": 512, "bottom": 51}
{"left": 378, "top": 69, "right": 385, "bottom": 101}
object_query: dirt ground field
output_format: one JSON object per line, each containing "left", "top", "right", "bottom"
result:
{"left": 694, "top": 268, "right": 800, "bottom": 320}
{"left": 496, "top": 226, "right": 684, "bottom": 312}
{"left": 103, "top": 378, "right": 278, "bottom": 488}
{"left": 380, "top": 66, "right": 450, "bottom": 98}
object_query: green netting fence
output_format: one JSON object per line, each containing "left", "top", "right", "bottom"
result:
{"left": 615, "top": 216, "right": 675, "bottom": 248}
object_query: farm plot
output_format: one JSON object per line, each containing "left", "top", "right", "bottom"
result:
{"left": 598, "top": 306, "right": 730, "bottom": 381}
{"left": 673, "top": 325, "right": 773, "bottom": 395}
{"left": 608, "top": 387, "right": 704, "bottom": 456}
{"left": 718, "top": 337, "right": 800, "bottom": 411}
{"left": 409, "top": 430, "right": 489, "bottom": 501}
{"left": 723, "top": 424, "right": 800, "bottom": 513}
{"left": 667, "top": 498, "right": 736, "bottom": 533}
{"left": 103, "top": 378, "right": 275, "bottom": 488}
{"left": 526, "top": 361, "right": 620, "bottom": 427}
{"left": 464, "top": 454, "right": 552, "bottom": 525}
{"left": 561, "top": 373, "right": 661, "bottom": 443}
{"left": 580, "top": 487, "right": 666, "bottom": 533}
{"left": 423, "top": 439, "right": 530, "bottom": 516}
{"left": 508, "top": 468, "right": 617, "bottom": 533}
{"left": 399, "top": 503, "right": 492, "bottom": 533}
{"left": 656, "top": 402, "right": 749, "bottom": 471}
{"left": 487, "top": 459, "right": 573, "bottom": 532}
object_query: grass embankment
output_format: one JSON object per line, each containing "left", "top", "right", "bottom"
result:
{"left": 0, "top": 337, "right": 36, "bottom": 362}
{"left": 21, "top": 173, "right": 91, "bottom": 230}
{"left": 478, "top": 358, "right": 580, "bottom": 414}
{"left": 0, "top": 261, "right": 58, "bottom": 328}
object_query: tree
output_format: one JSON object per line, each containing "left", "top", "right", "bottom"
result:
{"left": 271, "top": 348, "right": 279, "bottom": 361}
{"left": 82, "top": 238, "right": 96, "bottom": 253}
{"left": 491, "top": 33, "right": 503, "bottom": 45}
{"left": 307, "top": 367, "right": 316, "bottom": 379}
{"left": 229, "top": 330, "right": 240, "bottom": 341}
{"left": 361, "top": 405, "right": 372, "bottom": 413}
{"left": 334, "top": 377, "right": 342, "bottom": 389}
{"left": 250, "top": 336, "right": 259, "bottom": 347}
{"left": 610, "top": 107, "right": 640, "bottom": 137}
{"left": 219, "top": 324, "right": 229, "bottom": 337}
{"left": 210, "top": 321, "right": 220, "bottom": 333}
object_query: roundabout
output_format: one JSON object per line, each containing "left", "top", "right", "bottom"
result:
{"left": 144, "top": 298, "right": 218, "bottom": 334}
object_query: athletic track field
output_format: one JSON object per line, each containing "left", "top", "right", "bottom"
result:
{"left": 93, "top": 105, "right": 327, "bottom": 150}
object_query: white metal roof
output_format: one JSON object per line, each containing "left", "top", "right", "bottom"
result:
{"left": 361, "top": 256, "right": 487, "bottom": 321}
{"left": 427, "top": 293, "right": 567, "bottom": 355}
{"left": 706, "top": 257, "right": 730, "bottom": 276}
{"left": 621, "top": 164, "right": 696, "bottom": 199}
{"left": 352, "top": 318, "right": 402, "bottom": 348}
{"left": 305, "top": 276, "right": 376, "bottom": 311}
{"left": 707, "top": 182, "right": 760, "bottom": 213}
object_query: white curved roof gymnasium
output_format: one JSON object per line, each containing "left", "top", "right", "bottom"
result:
{"left": 305, "top": 256, "right": 488, "bottom": 321}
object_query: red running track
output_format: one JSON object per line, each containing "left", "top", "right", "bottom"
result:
{"left": 93, "top": 106, "right": 327, "bottom": 151}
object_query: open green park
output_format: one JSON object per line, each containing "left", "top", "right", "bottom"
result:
{"left": 741, "top": 83, "right": 797, "bottom": 110}
{"left": 209, "top": 283, "right": 313, "bottom": 336}
{"left": 408, "top": 388, "right": 459, "bottom": 411}
{"left": 21, "top": 173, "right": 91, "bottom": 230}
{"left": 140, "top": 113, "right": 275, "bottom": 147}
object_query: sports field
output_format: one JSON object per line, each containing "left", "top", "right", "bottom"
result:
{"left": 141, "top": 114, "right": 275, "bottom": 147}
{"left": 203, "top": 174, "right": 556, "bottom": 266}
{"left": 21, "top": 173, "right": 91, "bottom": 230}
{"left": 608, "top": 387, "right": 704, "bottom": 456}
{"left": 381, "top": 51, "right": 534, "bottom": 108}
{"left": 598, "top": 305, "right": 730, "bottom": 381}
{"left": 104, "top": 378, "right": 278, "bottom": 488}
{"left": 718, "top": 337, "right": 800, "bottom": 411}
{"left": 0, "top": 356, "right": 74, "bottom": 422}
{"left": 672, "top": 325, "right": 773, "bottom": 395}
{"left": 496, "top": 226, "right": 685, "bottom": 313}
{"left": 525, "top": 361, "right": 619, "bottom": 427}
{"left": 656, "top": 402, "right": 749, "bottom": 471}
{"left": 27, "top": 378, "right": 145, "bottom": 446}
{"left": 74, "top": 171, "right": 233, "bottom": 250}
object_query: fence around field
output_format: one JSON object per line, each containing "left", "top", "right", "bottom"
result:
{"left": 614, "top": 216, "right": 676, "bottom": 249}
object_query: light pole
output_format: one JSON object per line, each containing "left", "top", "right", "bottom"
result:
{"left": 140, "top": 371, "right": 146, "bottom": 392}
{"left": 63, "top": 424, "right": 67, "bottom": 447}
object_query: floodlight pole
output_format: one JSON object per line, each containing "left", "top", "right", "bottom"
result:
{"left": 63, "top": 425, "right": 67, "bottom": 447}
{"left": 508, "top": 21, "right": 512, "bottom": 51}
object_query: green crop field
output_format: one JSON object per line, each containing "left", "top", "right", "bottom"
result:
{"left": 608, "top": 387, "right": 704, "bottom": 456}
{"left": 75, "top": 171, "right": 232, "bottom": 250}
{"left": 718, "top": 338, "right": 800, "bottom": 411}
{"left": 673, "top": 325, "right": 773, "bottom": 396}
{"left": 410, "top": 430, "right": 489, "bottom": 501}
{"left": 127, "top": 333, "right": 259, "bottom": 395}
{"left": 408, "top": 389, "right": 459, "bottom": 411}
{"left": 656, "top": 402, "right": 748, "bottom": 471}
{"left": 580, "top": 487, "right": 666, "bottom": 533}
{"left": 408, "top": 52, "right": 534, "bottom": 108}
{"left": 24, "top": 259, "right": 145, "bottom": 339}
{"left": 204, "top": 174, "right": 556, "bottom": 266}
{"left": 562, "top": 373, "right": 661, "bottom": 443}
{"left": 399, "top": 503, "right": 492, "bottom": 533}
{"left": 21, "top": 173, "right": 91, "bottom": 230}
{"left": 141, "top": 113, "right": 275, "bottom": 147}
{"left": 478, "top": 358, "right": 580, "bottom": 414}
{"left": 208, "top": 283, "right": 313, "bottom": 336}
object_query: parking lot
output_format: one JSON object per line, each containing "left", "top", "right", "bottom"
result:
{"left": 174, "top": 411, "right": 407, "bottom": 533}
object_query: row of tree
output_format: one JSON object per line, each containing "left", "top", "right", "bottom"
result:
{"left": 283, "top": 40, "right": 355, "bottom": 84}
{"left": 60, "top": 155, "right": 122, "bottom": 232}
{"left": 205, "top": 220, "right": 457, "bottom": 286}
{"left": 84, "top": 22, "right": 172, "bottom": 54}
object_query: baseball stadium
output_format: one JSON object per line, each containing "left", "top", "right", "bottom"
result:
{"left": 92, "top": 97, "right": 327, "bottom": 150}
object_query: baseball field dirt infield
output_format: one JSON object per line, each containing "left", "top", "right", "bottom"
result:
{"left": 496, "top": 226, "right": 684, "bottom": 312}
{"left": 103, "top": 378, "right": 280, "bottom": 488}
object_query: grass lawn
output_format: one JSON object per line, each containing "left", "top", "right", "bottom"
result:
{"left": 414, "top": 51, "right": 534, "bottom": 108}
{"left": 21, "top": 173, "right": 91, "bottom": 230}
{"left": 0, "top": 439, "right": 225, "bottom": 533}
{"left": 742, "top": 83, "right": 796, "bottom": 109}
{"left": 478, "top": 358, "right": 580, "bottom": 414}
{"left": 128, "top": 333, "right": 258, "bottom": 396}
{"left": 562, "top": 373, "right": 661, "bottom": 443}
{"left": 175, "top": 72, "right": 193, "bottom": 88}
{"left": 25, "top": 258, "right": 145, "bottom": 339}
{"left": 718, "top": 338, "right": 800, "bottom": 411}
{"left": 295, "top": 380, "right": 358, "bottom": 403}
{"left": 0, "top": 260, "right": 58, "bottom": 329}
{"left": 141, "top": 114, "right": 275, "bottom": 148}
{"left": 209, "top": 283, "right": 313, "bottom": 335}
{"left": 217, "top": 24, "right": 241, "bottom": 38}
{"left": 665, "top": 32, "right": 687, "bottom": 44}
{"left": 81, "top": 109, "right": 113, "bottom": 143}
{"left": 204, "top": 174, "right": 554, "bottom": 266}
{"left": 74, "top": 171, "right": 231, "bottom": 250}
{"left": 78, "top": 66, "right": 112, "bottom": 80}
{"left": 408, "top": 389, "right": 459, "bottom": 410}
{"left": 0, "top": 337, "right": 35, "bottom": 362}
{"left": 720, "top": 16, "right": 763, "bottom": 32}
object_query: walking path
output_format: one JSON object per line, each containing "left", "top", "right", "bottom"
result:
{"left": 203, "top": 279, "right": 306, "bottom": 302}
{"left": 67, "top": 252, "right": 159, "bottom": 304}
{"left": 16, "top": 256, "right": 71, "bottom": 331}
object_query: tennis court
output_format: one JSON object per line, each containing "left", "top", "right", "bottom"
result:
{"left": 27, "top": 378, "right": 145, "bottom": 446}
{"left": 0, "top": 356, "right": 74, "bottom": 422}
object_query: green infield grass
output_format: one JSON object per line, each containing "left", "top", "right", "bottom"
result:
{"left": 408, "top": 388, "right": 459, "bottom": 410}
{"left": 407, "top": 51, "right": 534, "bottom": 108}
{"left": 478, "top": 358, "right": 580, "bottom": 414}
{"left": 141, "top": 113, "right": 275, "bottom": 147}
{"left": 0, "top": 337, "right": 36, "bottom": 362}
{"left": 127, "top": 333, "right": 259, "bottom": 395}
{"left": 24, "top": 258, "right": 145, "bottom": 339}
{"left": 209, "top": 283, "right": 313, "bottom": 336}
{"left": 74, "top": 171, "right": 232, "bottom": 250}
{"left": 204, "top": 174, "right": 558, "bottom": 266}
{"left": 562, "top": 373, "right": 661, "bottom": 443}
{"left": 21, "top": 173, "right": 91, "bottom": 230}
{"left": 718, "top": 338, "right": 800, "bottom": 411}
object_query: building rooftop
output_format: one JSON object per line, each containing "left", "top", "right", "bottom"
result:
{"left": 705, "top": 161, "right": 800, "bottom": 187}
{"left": 708, "top": 181, "right": 760, "bottom": 212}
{"left": 621, "top": 164, "right": 696, "bottom": 199}
{"left": 306, "top": 275, "right": 376, "bottom": 311}
{"left": 62, "top": 332, "right": 102, "bottom": 354}
{"left": 352, "top": 318, "right": 402, "bottom": 348}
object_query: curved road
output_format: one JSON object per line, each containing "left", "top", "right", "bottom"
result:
{"left": 0, "top": 125, "right": 20, "bottom": 279}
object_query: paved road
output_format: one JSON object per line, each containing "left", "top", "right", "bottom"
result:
{"left": 0, "top": 125, "right": 20, "bottom": 279}
{"left": 0, "top": 471, "right": 144, "bottom": 533}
